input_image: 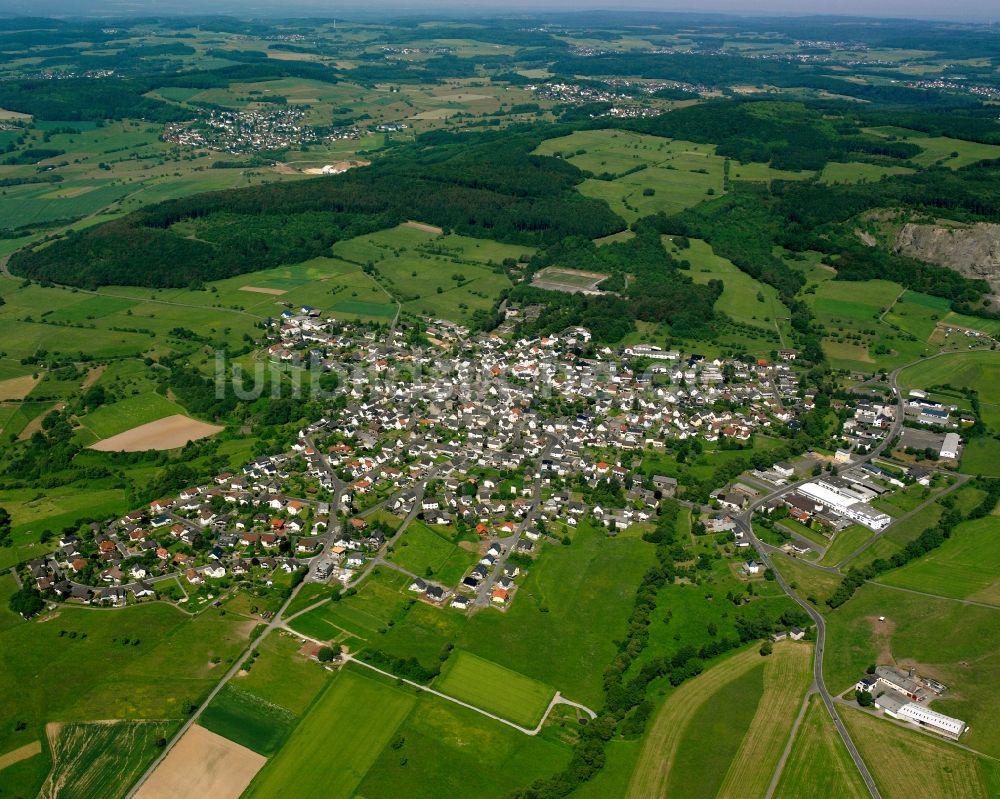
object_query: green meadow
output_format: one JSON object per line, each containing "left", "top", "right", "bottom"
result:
{"left": 435, "top": 650, "right": 555, "bottom": 728}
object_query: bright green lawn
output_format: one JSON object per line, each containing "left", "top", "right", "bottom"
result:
{"left": 434, "top": 650, "right": 555, "bottom": 728}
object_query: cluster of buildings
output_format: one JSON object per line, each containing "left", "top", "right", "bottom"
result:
{"left": 527, "top": 82, "right": 664, "bottom": 118}
{"left": 162, "top": 107, "right": 322, "bottom": 154}
{"left": 856, "top": 665, "right": 967, "bottom": 740}
{"left": 24, "top": 311, "right": 811, "bottom": 614}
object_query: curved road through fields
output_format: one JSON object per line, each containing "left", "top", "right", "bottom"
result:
{"left": 736, "top": 360, "right": 933, "bottom": 799}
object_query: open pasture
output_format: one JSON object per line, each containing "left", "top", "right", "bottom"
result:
{"left": 819, "top": 162, "right": 914, "bottom": 183}
{"left": 290, "top": 569, "right": 413, "bottom": 642}
{"left": 244, "top": 668, "right": 415, "bottom": 799}
{"left": 132, "top": 724, "right": 265, "bottom": 799}
{"left": 876, "top": 517, "right": 1000, "bottom": 605}
{"left": 0, "top": 603, "right": 251, "bottom": 756}
{"left": 898, "top": 351, "right": 1000, "bottom": 430}
{"left": 356, "top": 686, "right": 573, "bottom": 799}
{"left": 823, "top": 582, "right": 1000, "bottom": 758}
{"left": 533, "top": 129, "right": 677, "bottom": 175}
{"left": 40, "top": 720, "right": 174, "bottom": 799}
{"left": 434, "top": 650, "right": 555, "bottom": 728}
{"left": 387, "top": 519, "right": 479, "bottom": 586}
{"left": 679, "top": 238, "right": 789, "bottom": 330}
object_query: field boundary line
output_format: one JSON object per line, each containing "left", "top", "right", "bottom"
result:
{"left": 765, "top": 689, "right": 813, "bottom": 799}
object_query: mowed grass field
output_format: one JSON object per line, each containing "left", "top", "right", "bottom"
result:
{"left": 434, "top": 650, "right": 555, "bottom": 728}
{"left": 876, "top": 516, "right": 1000, "bottom": 605}
{"left": 661, "top": 661, "right": 766, "bottom": 799}
{"left": 774, "top": 696, "right": 869, "bottom": 799}
{"left": 823, "top": 582, "right": 1000, "bottom": 758}
{"left": 671, "top": 237, "right": 789, "bottom": 331}
{"left": 387, "top": 520, "right": 479, "bottom": 587}
{"left": 627, "top": 645, "right": 773, "bottom": 799}
{"left": 243, "top": 668, "right": 416, "bottom": 799}
{"left": 40, "top": 720, "right": 175, "bottom": 799}
{"left": 713, "top": 642, "right": 813, "bottom": 799}
{"left": 841, "top": 707, "right": 997, "bottom": 799}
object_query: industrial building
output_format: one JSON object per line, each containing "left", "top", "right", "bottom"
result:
{"left": 798, "top": 480, "right": 891, "bottom": 530}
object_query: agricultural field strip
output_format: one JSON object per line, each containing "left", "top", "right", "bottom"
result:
{"left": 345, "top": 654, "right": 594, "bottom": 735}
{"left": 716, "top": 642, "right": 815, "bottom": 799}
{"left": 627, "top": 646, "right": 764, "bottom": 799}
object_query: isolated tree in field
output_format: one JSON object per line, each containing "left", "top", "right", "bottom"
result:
{"left": 759, "top": 641, "right": 773, "bottom": 656}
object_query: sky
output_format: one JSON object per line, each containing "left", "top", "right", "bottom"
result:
{"left": 0, "top": 0, "right": 997, "bottom": 21}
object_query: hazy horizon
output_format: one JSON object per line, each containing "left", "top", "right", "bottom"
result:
{"left": 0, "top": 0, "right": 998, "bottom": 23}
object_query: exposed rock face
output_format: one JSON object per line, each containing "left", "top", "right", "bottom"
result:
{"left": 894, "top": 222, "right": 1000, "bottom": 300}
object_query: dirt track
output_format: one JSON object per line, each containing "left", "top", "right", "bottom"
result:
{"left": 88, "top": 414, "right": 223, "bottom": 452}
{"left": 132, "top": 725, "right": 265, "bottom": 799}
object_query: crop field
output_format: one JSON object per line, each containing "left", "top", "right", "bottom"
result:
{"left": 356, "top": 688, "right": 572, "bottom": 799}
{"left": 774, "top": 696, "right": 870, "bottom": 799}
{"left": 661, "top": 661, "right": 765, "bottom": 799}
{"left": 0, "top": 603, "right": 252, "bottom": 756}
{"left": 244, "top": 668, "right": 416, "bottom": 799}
{"left": 388, "top": 520, "right": 479, "bottom": 587}
{"left": 434, "top": 650, "right": 555, "bottom": 728}
{"left": 841, "top": 707, "right": 995, "bottom": 799}
{"left": 823, "top": 583, "right": 1000, "bottom": 758}
{"left": 677, "top": 238, "right": 789, "bottom": 330}
{"left": 198, "top": 685, "right": 297, "bottom": 757}
{"left": 627, "top": 645, "right": 766, "bottom": 799}
{"left": 714, "top": 643, "right": 813, "bottom": 798}
{"left": 876, "top": 517, "right": 1000, "bottom": 605}
{"left": 132, "top": 724, "right": 265, "bottom": 799}
{"left": 40, "top": 720, "right": 174, "bottom": 799}
{"left": 74, "top": 392, "right": 189, "bottom": 441}
{"left": 87, "top": 414, "right": 223, "bottom": 452}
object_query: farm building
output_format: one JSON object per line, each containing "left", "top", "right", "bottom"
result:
{"left": 895, "top": 703, "right": 967, "bottom": 740}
